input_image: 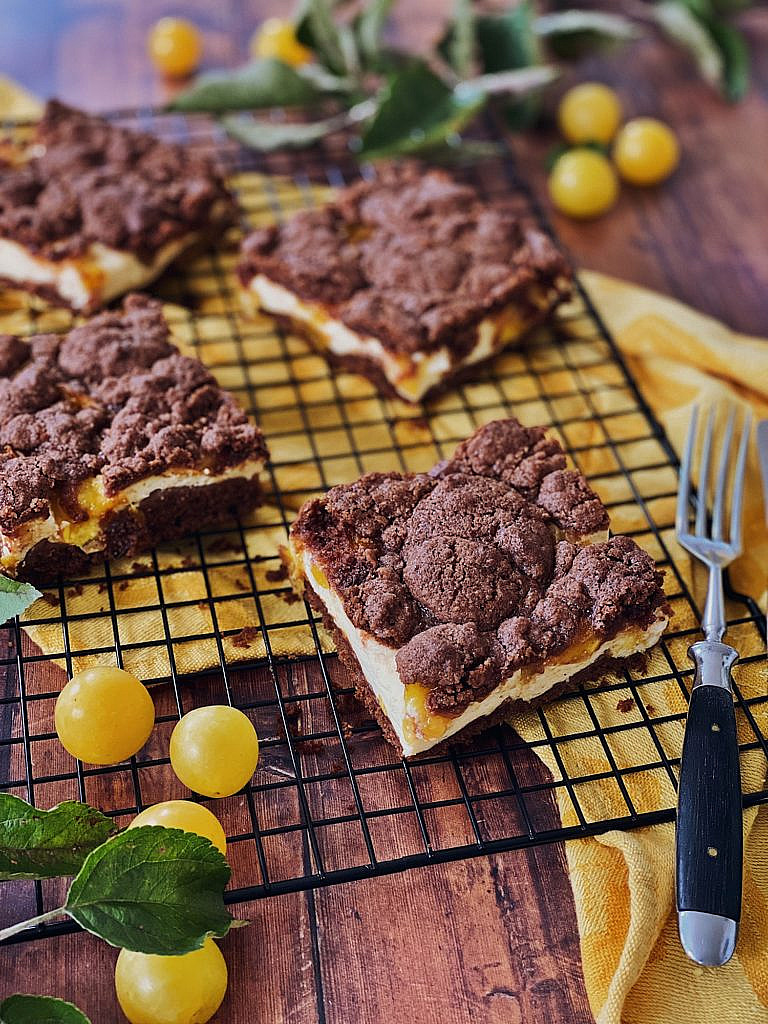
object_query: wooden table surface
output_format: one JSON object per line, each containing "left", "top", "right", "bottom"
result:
{"left": 1, "top": 3, "right": 767, "bottom": 1022}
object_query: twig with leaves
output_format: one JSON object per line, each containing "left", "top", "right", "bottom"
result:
{"left": 170, "top": 0, "right": 754, "bottom": 156}
{"left": 0, "top": 794, "right": 240, "bottom": 1023}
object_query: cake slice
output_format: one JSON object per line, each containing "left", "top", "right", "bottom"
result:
{"left": 238, "top": 166, "right": 572, "bottom": 404}
{"left": 288, "top": 419, "right": 669, "bottom": 757}
{"left": 0, "top": 100, "right": 236, "bottom": 313}
{"left": 0, "top": 294, "right": 268, "bottom": 583}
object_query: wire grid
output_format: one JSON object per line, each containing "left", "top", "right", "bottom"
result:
{"left": 0, "top": 110, "right": 766, "bottom": 943}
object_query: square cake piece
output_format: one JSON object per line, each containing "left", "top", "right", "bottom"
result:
{"left": 288, "top": 419, "right": 669, "bottom": 757}
{"left": 0, "top": 101, "right": 237, "bottom": 313}
{"left": 238, "top": 165, "right": 572, "bottom": 404}
{"left": 0, "top": 294, "right": 268, "bottom": 583}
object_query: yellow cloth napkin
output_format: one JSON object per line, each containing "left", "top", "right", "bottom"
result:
{"left": 509, "top": 270, "right": 767, "bottom": 1024}
{"left": 0, "top": 76, "right": 42, "bottom": 120}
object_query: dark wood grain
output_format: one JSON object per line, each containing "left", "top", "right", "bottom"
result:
{"left": 1, "top": 2, "right": 767, "bottom": 1022}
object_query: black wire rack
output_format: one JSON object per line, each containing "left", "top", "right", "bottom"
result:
{"left": 0, "top": 110, "right": 766, "bottom": 943}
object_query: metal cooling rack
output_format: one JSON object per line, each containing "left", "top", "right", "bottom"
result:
{"left": 0, "top": 109, "right": 766, "bottom": 943}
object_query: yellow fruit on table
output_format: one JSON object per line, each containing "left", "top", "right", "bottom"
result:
{"left": 170, "top": 705, "right": 259, "bottom": 798}
{"left": 128, "top": 800, "right": 227, "bottom": 856}
{"left": 613, "top": 117, "right": 680, "bottom": 186}
{"left": 548, "top": 148, "right": 619, "bottom": 219}
{"left": 148, "top": 17, "right": 202, "bottom": 78}
{"left": 250, "top": 17, "right": 312, "bottom": 67}
{"left": 115, "top": 938, "right": 227, "bottom": 1024}
{"left": 55, "top": 666, "right": 154, "bottom": 765}
{"left": 557, "top": 82, "right": 622, "bottom": 145}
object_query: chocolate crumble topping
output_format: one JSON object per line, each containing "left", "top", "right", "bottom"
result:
{"left": 292, "top": 419, "right": 666, "bottom": 715}
{"left": 0, "top": 294, "right": 268, "bottom": 531}
{"left": 0, "top": 100, "right": 236, "bottom": 262}
{"left": 238, "top": 164, "right": 571, "bottom": 356}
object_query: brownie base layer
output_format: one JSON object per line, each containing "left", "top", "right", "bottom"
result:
{"left": 303, "top": 580, "right": 649, "bottom": 758}
{"left": 16, "top": 474, "right": 262, "bottom": 584}
{"left": 265, "top": 303, "right": 560, "bottom": 404}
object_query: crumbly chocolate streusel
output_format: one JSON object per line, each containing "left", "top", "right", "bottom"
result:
{"left": 238, "top": 165, "right": 571, "bottom": 356}
{"left": 0, "top": 101, "right": 236, "bottom": 262}
{"left": 0, "top": 294, "right": 268, "bottom": 531}
{"left": 291, "top": 419, "right": 666, "bottom": 715}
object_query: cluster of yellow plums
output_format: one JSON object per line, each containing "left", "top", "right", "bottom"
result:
{"left": 55, "top": 666, "right": 261, "bottom": 1023}
{"left": 549, "top": 82, "right": 680, "bottom": 219}
{"left": 147, "top": 16, "right": 309, "bottom": 79}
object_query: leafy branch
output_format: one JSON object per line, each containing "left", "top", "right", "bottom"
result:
{"left": 169, "top": 0, "right": 753, "bottom": 156}
{"left": 0, "top": 796, "right": 236, "bottom": 954}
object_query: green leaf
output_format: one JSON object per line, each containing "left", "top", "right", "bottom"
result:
{"left": 0, "top": 794, "right": 115, "bottom": 881}
{"left": 295, "top": 0, "right": 349, "bottom": 76}
{"left": 0, "top": 575, "right": 41, "bottom": 626}
{"left": 475, "top": 4, "right": 541, "bottom": 128}
{"left": 438, "top": 0, "right": 476, "bottom": 78}
{"left": 222, "top": 113, "right": 344, "bottom": 151}
{"left": 476, "top": 4, "right": 540, "bottom": 73}
{"left": 534, "top": 10, "right": 638, "bottom": 59}
{"left": 169, "top": 59, "right": 323, "bottom": 113}
{"left": 355, "top": 0, "right": 395, "bottom": 69}
{"left": 654, "top": 2, "right": 724, "bottom": 89}
{"left": 706, "top": 18, "right": 750, "bottom": 100}
{"left": 360, "top": 61, "right": 486, "bottom": 159}
{"left": 654, "top": 1, "right": 750, "bottom": 100}
{"left": 667, "top": 0, "right": 715, "bottom": 17}
{"left": 64, "top": 826, "right": 234, "bottom": 954}
{"left": 0, "top": 995, "right": 91, "bottom": 1024}
{"left": 222, "top": 97, "right": 375, "bottom": 153}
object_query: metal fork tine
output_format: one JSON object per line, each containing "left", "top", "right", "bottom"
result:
{"left": 711, "top": 405, "right": 736, "bottom": 541}
{"left": 676, "top": 404, "right": 698, "bottom": 538}
{"left": 729, "top": 410, "right": 752, "bottom": 552}
{"left": 695, "top": 407, "right": 715, "bottom": 536}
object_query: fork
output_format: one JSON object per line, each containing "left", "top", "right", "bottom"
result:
{"left": 675, "top": 404, "right": 751, "bottom": 967}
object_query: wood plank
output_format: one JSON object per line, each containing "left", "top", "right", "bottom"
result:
{"left": 513, "top": 11, "right": 768, "bottom": 336}
{"left": 0, "top": 891, "right": 320, "bottom": 1023}
{"left": 0, "top": 2, "right": 766, "bottom": 1021}
{"left": 314, "top": 848, "right": 592, "bottom": 1024}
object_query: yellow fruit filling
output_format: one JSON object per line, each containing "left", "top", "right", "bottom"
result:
{"left": 310, "top": 562, "right": 329, "bottom": 590}
{"left": 50, "top": 477, "right": 124, "bottom": 548}
{"left": 402, "top": 683, "right": 451, "bottom": 744}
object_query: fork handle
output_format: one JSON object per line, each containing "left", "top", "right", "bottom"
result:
{"left": 676, "top": 641, "right": 742, "bottom": 966}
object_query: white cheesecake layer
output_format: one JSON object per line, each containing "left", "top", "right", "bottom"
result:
{"left": 301, "top": 549, "right": 668, "bottom": 756}
{"left": 0, "top": 235, "right": 195, "bottom": 311}
{"left": 248, "top": 274, "right": 561, "bottom": 403}
{"left": 0, "top": 458, "right": 266, "bottom": 572}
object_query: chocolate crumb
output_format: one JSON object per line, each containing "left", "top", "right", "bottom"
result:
{"left": 616, "top": 697, "right": 636, "bottom": 713}
{"left": 231, "top": 625, "right": 260, "bottom": 649}
{"left": 266, "top": 565, "right": 289, "bottom": 583}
